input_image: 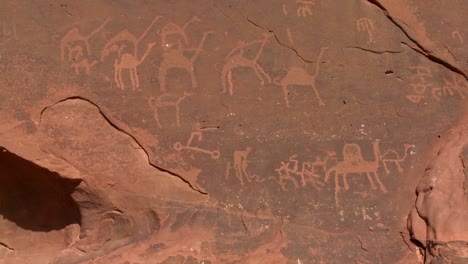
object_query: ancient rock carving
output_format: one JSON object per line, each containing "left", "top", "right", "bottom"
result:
{"left": 174, "top": 124, "right": 220, "bottom": 159}
{"left": 282, "top": 4, "right": 288, "bottom": 16}
{"left": 432, "top": 73, "right": 468, "bottom": 101}
{"left": 451, "top": 30, "right": 463, "bottom": 43}
{"left": 71, "top": 58, "right": 97, "bottom": 75}
{"left": 60, "top": 18, "right": 109, "bottom": 74}
{"left": 148, "top": 92, "right": 192, "bottom": 128}
{"left": 325, "top": 141, "right": 387, "bottom": 206}
{"left": 1, "top": 21, "right": 18, "bottom": 40}
{"left": 356, "top": 18, "right": 375, "bottom": 44}
{"left": 381, "top": 144, "right": 415, "bottom": 174}
{"left": 100, "top": 16, "right": 161, "bottom": 90}
{"left": 158, "top": 29, "right": 214, "bottom": 92}
{"left": 222, "top": 33, "right": 272, "bottom": 95}
{"left": 309, "top": 151, "right": 337, "bottom": 174}
{"left": 296, "top": 0, "right": 315, "bottom": 17}
{"left": 273, "top": 153, "right": 335, "bottom": 191}
{"left": 113, "top": 42, "right": 156, "bottom": 90}
{"left": 274, "top": 155, "right": 302, "bottom": 190}
{"left": 160, "top": 16, "right": 200, "bottom": 47}
{"left": 274, "top": 47, "right": 328, "bottom": 107}
{"left": 406, "top": 66, "right": 467, "bottom": 103}
{"left": 406, "top": 66, "right": 432, "bottom": 103}
{"left": 224, "top": 147, "right": 264, "bottom": 185}
{"left": 234, "top": 147, "right": 252, "bottom": 185}
{"left": 286, "top": 28, "right": 294, "bottom": 45}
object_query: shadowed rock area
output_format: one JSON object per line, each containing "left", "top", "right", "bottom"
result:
{"left": 0, "top": 148, "right": 81, "bottom": 231}
{"left": 0, "top": 0, "right": 467, "bottom": 263}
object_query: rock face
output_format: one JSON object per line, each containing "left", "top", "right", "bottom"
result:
{"left": 0, "top": 0, "right": 466, "bottom": 263}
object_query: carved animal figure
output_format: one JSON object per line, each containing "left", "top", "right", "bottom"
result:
{"left": 325, "top": 141, "right": 387, "bottom": 193}
{"left": 101, "top": 16, "right": 160, "bottom": 60}
{"left": 158, "top": 31, "right": 213, "bottom": 92}
{"left": 114, "top": 42, "right": 156, "bottom": 90}
{"left": 296, "top": 0, "right": 315, "bottom": 17}
{"left": 160, "top": 16, "right": 200, "bottom": 46}
{"left": 222, "top": 34, "right": 272, "bottom": 95}
{"left": 356, "top": 18, "right": 375, "bottom": 44}
{"left": 274, "top": 47, "right": 327, "bottom": 107}
{"left": 61, "top": 18, "right": 110, "bottom": 61}
{"left": 148, "top": 92, "right": 192, "bottom": 128}
{"left": 381, "top": 144, "right": 415, "bottom": 174}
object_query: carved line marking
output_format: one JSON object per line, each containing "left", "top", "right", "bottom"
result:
{"left": 286, "top": 28, "right": 293, "bottom": 45}
{"left": 452, "top": 30, "right": 463, "bottom": 43}
{"left": 174, "top": 124, "right": 220, "bottom": 159}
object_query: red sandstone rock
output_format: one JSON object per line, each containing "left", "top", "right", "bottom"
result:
{"left": 0, "top": 1, "right": 466, "bottom": 263}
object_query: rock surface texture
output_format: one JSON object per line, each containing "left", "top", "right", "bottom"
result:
{"left": 0, "top": 1, "right": 466, "bottom": 263}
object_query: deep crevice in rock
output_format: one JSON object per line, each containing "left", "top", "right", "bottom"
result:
{"left": 366, "top": 0, "right": 467, "bottom": 80}
{"left": 0, "top": 147, "right": 81, "bottom": 231}
{"left": 39, "top": 96, "right": 208, "bottom": 195}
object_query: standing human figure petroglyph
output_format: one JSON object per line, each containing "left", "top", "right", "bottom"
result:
{"left": 274, "top": 47, "right": 328, "bottom": 107}
{"left": 158, "top": 31, "right": 214, "bottom": 92}
{"left": 356, "top": 18, "right": 375, "bottom": 44}
{"left": 381, "top": 144, "right": 415, "bottom": 174}
{"left": 148, "top": 92, "right": 192, "bottom": 128}
{"left": 222, "top": 33, "right": 272, "bottom": 95}
{"left": 61, "top": 18, "right": 110, "bottom": 62}
{"left": 325, "top": 141, "right": 387, "bottom": 206}
{"left": 160, "top": 16, "right": 200, "bottom": 46}
{"left": 233, "top": 147, "right": 253, "bottom": 185}
{"left": 113, "top": 42, "right": 156, "bottom": 90}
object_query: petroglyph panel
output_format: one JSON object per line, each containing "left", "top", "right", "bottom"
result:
{"left": 0, "top": 0, "right": 466, "bottom": 263}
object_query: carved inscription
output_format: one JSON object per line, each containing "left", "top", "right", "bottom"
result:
{"left": 406, "top": 66, "right": 467, "bottom": 103}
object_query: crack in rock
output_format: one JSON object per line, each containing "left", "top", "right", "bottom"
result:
{"left": 39, "top": 96, "right": 208, "bottom": 196}
{"left": 344, "top": 46, "right": 403, "bottom": 54}
{"left": 0, "top": 241, "right": 14, "bottom": 251}
{"left": 366, "top": 0, "right": 467, "bottom": 80}
{"left": 246, "top": 16, "right": 315, "bottom": 63}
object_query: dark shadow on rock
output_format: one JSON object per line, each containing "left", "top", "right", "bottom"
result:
{"left": 0, "top": 147, "right": 81, "bottom": 231}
